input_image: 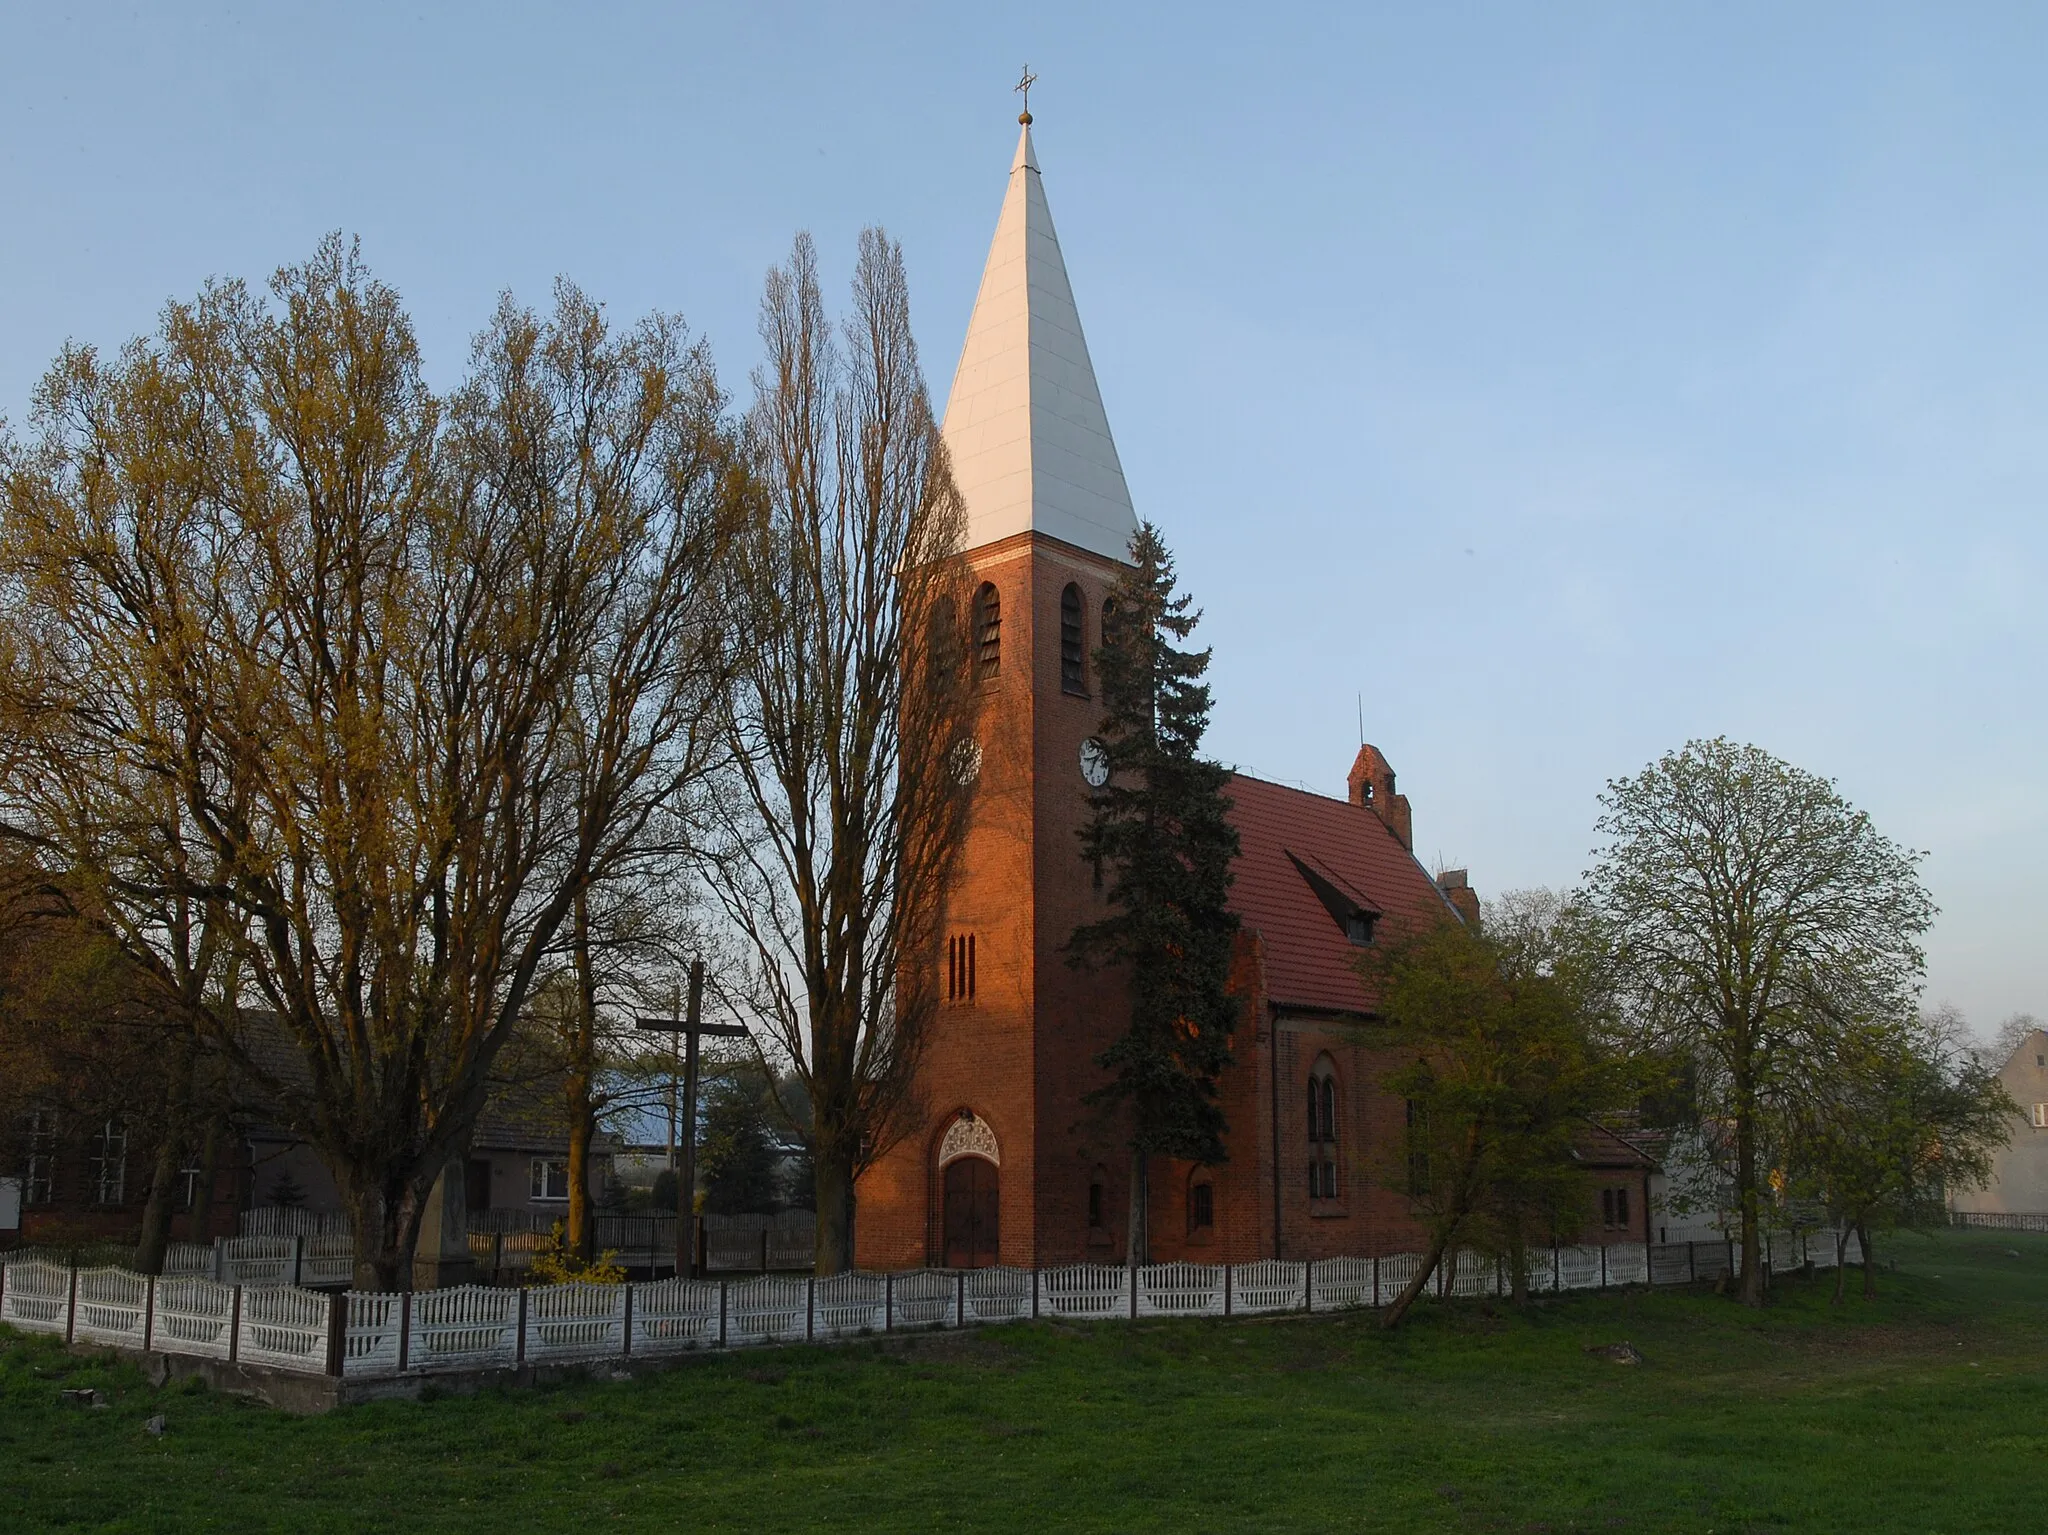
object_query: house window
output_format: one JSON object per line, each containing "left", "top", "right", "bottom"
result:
{"left": 2033, "top": 1103, "right": 2048, "bottom": 1129}
{"left": 1601, "top": 1187, "right": 1632, "bottom": 1229}
{"left": 25, "top": 1110, "right": 57, "bottom": 1207}
{"left": 92, "top": 1119, "right": 127, "bottom": 1206}
{"left": 947, "top": 933, "right": 977, "bottom": 1002}
{"left": 530, "top": 1159, "right": 570, "bottom": 1201}
{"left": 1189, "top": 1181, "right": 1214, "bottom": 1232}
{"left": 1344, "top": 909, "right": 1375, "bottom": 945}
{"left": 178, "top": 1162, "right": 207, "bottom": 1209}
{"left": 1087, "top": 1180, "right": 1104, "bottom": 1228}
{"left": 973, "top": 583, "right": 1001, "bottom": 680}
{"left": 1060, "top": 583, "right": 1086, "bottom": 693}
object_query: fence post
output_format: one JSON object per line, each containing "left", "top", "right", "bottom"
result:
{"left": 1304, "top": 1260, "right": 1313, "bottom": 1314}
{"left": 492, "top": 1232, "right": 504, "bottom": 1286}
{"left": 622, "top": 1285, "right": 634, "bottom": 1359}
{"left": 228, "top": 1285, "right": 242, "bottom": 1364}
{"left": 1031, "top": 1267, "right": 1040, "bottom": 1321}
{"left": 325, "top": 1293, "right": 347, "bottom": 1378}
{"left": 291, "top": 1235, "right": 305, "bottom": 1288}
{"left": 1372, "top": 1256, "right": 1379, "bottom": 1309}
{"left": 143, "top": 1274, "right": 156, "bottom": 1353}
{"left": 759, "top": 1230, "right": 769, "bottom": 1274}
{"left": 64, "top": 1257, "right": 78, "bottom": 1344}
{"left": 1600, "top": 1244, "right": 1608, "bottom": 1289}
{"left": 1688, "top": 1241, "right": 1696, "bottom": 1284}
{"left": 212, "top": 1237, "right": 225, "bottom": 1283}
{"left": 957, "top": 1271, "right": 967, "bottom": 1329}
{"left": 1129, "top": 1265, "right": 1139, "bottom": 1321}
{"left": 515, "top": 1287, "right": 527, "bottom": 1366}
{"left": 807, "top": 1276, "right": 816, "bottom": 1342}
{"left": 398, "top": 1292, "right": 412, "bottom": 1374}
{"left": 884, "top": 1273, "right": 894, "bottom": 1333}
{"left": 1223, "top": 1263, "right": 1233, "bottom": 1318}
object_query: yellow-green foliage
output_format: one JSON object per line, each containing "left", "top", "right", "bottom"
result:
{"left": 527, "top": 1222, "right": 625, "bottom": 1286}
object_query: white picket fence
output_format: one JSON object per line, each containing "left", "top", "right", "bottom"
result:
{"left": 2, "top": 1230, "right": 1860, "bottom": 1385}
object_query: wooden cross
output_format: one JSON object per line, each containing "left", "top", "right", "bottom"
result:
{"left": 635, "top": 959, "right": 746, "bottom": 1278}
{"left": 1016, "top": 64, "right": 1037, "bottom": 124}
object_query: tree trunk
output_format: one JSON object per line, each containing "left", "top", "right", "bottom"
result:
{"left": 1733, "top": 1079, "right": 1764, "bottom": 1308}
{"left": 347, "top": 1176, "right": 431, "bottom": 1292}
{"left": 1858, "top": 1221, "right": 1876, "bottom": 1299}
{"left": 1508, "top": 1230, "right": 1529, "bottom": 1306}
{"left": 1382, "top": 1219, "right": 1457, "bottom": 1329}
{"left": 1833, "top": 1226, "right": 1849, "bottom": 1304}
{"left": 1126, "top": 1146, "right": 1150, "bottom": 1269}
{"left": 814, "top": 1147, "right": 853, "bottom": 1275}
{"left": 132, "top": 1040, "right": 196, "bottom": 1274}
{"left": 566, "top": 1115, "right": 595, "bottom": 1263}
{"left": 566, "top": 888, "right": 600, "bottom": 1261}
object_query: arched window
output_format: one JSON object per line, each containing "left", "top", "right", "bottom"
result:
{"left": 973, "top": 582, "right": 1001, "bottom": 680}
{"left": 1308, "top": 1057, "right": 1339, "bottom": 1201}
{"left": 1060, "top": 583, "right": 1086, "bottom": 694}
{"left": 926, "top": 594, "right": 960, "bottom": 686}
{"left": 1188, "top": 1178, "right": 1215, "bottom": 1234}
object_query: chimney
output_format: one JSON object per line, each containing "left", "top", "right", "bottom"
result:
{"left": 1347, "top": 743, "right": 1413, "bottom": 850}
{"left": 1436, "top": 868, "right": 1480, "bottom": 927}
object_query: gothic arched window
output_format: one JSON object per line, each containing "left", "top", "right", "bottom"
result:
{"left": 1060, "top": 583, "right": 1086, "bottom": 694}
{"left": 973, "top": 582, "right": 1001, "bottom": 681}
{"left": 1308, "top": 1057, "right": 1339, "bottom": 1201}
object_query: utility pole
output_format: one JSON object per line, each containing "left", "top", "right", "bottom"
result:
{"left": 636, "top": 960, "right": 744, "bottom": 1278}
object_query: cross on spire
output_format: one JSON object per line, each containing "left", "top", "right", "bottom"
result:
{"left": 1016, "top": 64, "right": 1036, "bottom": 125}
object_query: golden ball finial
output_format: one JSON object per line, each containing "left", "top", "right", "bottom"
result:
{"left": 1018, "top": 110, "right": 1033, "bottom": 125}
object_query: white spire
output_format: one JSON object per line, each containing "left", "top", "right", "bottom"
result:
{"left": 940, "top": 122, "right": 1139, "bottom": 564}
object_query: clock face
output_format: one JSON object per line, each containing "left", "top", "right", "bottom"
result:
{"left": 1079, "top": 737, "right": 1110, "bottom": 788}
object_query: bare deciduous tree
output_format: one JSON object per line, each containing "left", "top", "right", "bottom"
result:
{"left": 707, "top": 229, "right": 975, "bottom": 1275}
{"left": 0, "top": 239, "right": 734, "bottom": 1287}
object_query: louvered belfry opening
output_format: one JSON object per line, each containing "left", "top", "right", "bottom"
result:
{"left": 973, "top": 582, "right": 1001, "bottom": 680}
{"left": 1059, "top": 582, "right": 1085, "bottom": 693}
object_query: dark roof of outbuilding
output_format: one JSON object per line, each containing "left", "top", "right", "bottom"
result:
{"left": 1223, "top": 773, "right": 1457, "bottom": 1017}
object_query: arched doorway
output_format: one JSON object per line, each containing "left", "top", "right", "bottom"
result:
{"left": 942, "top": 1156, "right": 999, "bottom": 1268}
{"left": 936, "top": 1112, "right": 1001, "bottom": 1268}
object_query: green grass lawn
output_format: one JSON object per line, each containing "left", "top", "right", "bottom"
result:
{"left": 3, "top": 1226, "right": 2044, "bottom": 1533}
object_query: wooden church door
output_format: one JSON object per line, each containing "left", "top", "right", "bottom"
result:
{"left": 941, "top": 1156, "right": 999, "bottom": 1268}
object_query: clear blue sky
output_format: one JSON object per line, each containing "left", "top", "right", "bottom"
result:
{"left": 5, "top": 4, "right": 2043, "bottom": 1037}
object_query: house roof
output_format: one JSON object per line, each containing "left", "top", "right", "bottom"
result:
{"left": 1224, "top": 772, "right": 1457, "bottom": 1016}
{"left": 1572, "top": 1121, "right": 1663, "bottom": 1173}
{"left": 940, "top": 122, "right": 1139, "bottom": 563}
{"left": 229, "top": 1010, "right": 615, "bottom": 1155}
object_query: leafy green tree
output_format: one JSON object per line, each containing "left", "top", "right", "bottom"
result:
{"left": 1580, "top": 739, "right": 1933, "bottom": 1308}
{"left": 1071, "top": 522, "right": 1240, "bottom": 1265}
{"left": 1789, "top": 1008, "right": 2014, "bottom": 1300}
{"left": 1370, "top": 889, "right": 1640, "bottom": 1326}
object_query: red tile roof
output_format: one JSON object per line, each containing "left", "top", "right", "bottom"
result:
{"left": 1224, "top": 773, "right": 1457, "bottom": 1016}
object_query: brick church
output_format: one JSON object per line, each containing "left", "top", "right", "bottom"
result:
{"left": 853, "top": 118, "right": 1654, "bottom": 1270}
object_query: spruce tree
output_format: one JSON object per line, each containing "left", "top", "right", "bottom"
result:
{"left": 1071, "top": 522, "right": 1241, "bottom": 1265}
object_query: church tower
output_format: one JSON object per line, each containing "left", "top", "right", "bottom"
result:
{"left": 855, "top": 114, "right": 1141, "bottom": 1268}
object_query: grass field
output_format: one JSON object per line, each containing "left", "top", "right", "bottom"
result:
{"left": 3, "top": 1226, "right": 2044, "bottom": 1533}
